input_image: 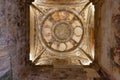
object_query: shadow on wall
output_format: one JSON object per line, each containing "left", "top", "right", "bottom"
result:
{"left": 0, "top": 70, "right": 12, "bottom": 80}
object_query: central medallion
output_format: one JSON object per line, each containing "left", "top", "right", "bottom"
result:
{"left": 52, "top": 21, "right": 73, "bottom": 42}
{"left": 40, "top": 9, "right": 84, "bottom": 53}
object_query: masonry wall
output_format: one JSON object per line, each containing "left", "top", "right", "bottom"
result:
{"left": 0, "top": 0, "right": 11, "bottom": 79}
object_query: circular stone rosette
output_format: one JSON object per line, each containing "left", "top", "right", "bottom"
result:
{"left": 39, "top": 9, "right": 84, "bottom": 53}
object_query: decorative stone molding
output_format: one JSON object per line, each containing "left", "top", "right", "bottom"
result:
{"left": 29, "top": 0, "right": 95, "bottom": 66}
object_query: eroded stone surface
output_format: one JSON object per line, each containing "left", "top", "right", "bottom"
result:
{"left": 0, "top": 0, "right": 11, "bottom": 79}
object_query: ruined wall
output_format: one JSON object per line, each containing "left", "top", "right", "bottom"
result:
{"left": 111, "top": 0, "right": 120, "bottom": 80}
{"left": 0, "top": 0, "right": 11, "bottom": 79}
{"left": 99, "top": 0, "right": 120, "bottom": 80}
{"left": 0, "top": 0, "right": 29, "bottom": 79}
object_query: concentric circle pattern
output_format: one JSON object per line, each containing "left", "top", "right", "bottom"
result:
{"left": 40, "top": 9, "right": 84, "bottom": 53}
{"left": 53, "top": 21, "right": 73, "bottom": 42}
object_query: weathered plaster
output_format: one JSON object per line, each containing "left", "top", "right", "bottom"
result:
{"left": 0, "top": 0, "right": 11, "bottom": 79}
